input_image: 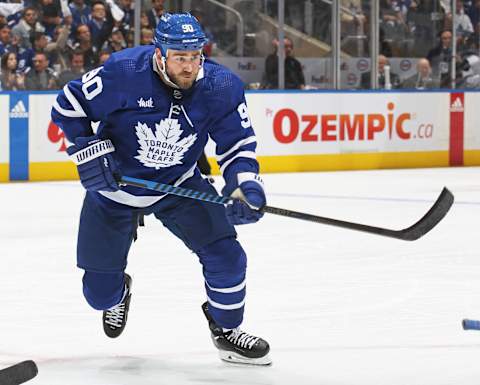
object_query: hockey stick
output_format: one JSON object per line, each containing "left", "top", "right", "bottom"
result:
{"left": 119, "top": 176, "right": 454, "bottom": 241}
{"left": 0, "top": 360, "right": 38, "bottom": 385}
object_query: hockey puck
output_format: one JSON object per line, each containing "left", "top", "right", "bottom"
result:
{"left": 462, "top": 319, "right": 480, "bottom": 330}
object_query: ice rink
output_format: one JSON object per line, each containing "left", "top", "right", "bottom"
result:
{"left": 1, "top": 166, "right": 480, "bottom": 385}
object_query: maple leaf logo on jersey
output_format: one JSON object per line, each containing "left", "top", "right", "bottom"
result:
{"left": 134, "top": 119, "right": 197, "bottom": 169}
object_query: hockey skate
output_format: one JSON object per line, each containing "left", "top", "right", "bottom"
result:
{"left": 103, "top": 274, "right": 132, "bottom": 338}
{"left": 201, "top": 302, "right": 272, "bottom": 366}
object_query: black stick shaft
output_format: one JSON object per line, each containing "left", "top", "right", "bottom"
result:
{"left": 119, "top": 176, "right": 453, "bottom": 241}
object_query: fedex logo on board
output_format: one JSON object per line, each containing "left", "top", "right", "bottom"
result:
{"left": 269, "top": 103, "right": 434, "bottom": 143}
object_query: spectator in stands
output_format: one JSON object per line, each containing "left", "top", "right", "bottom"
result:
{"left": 10, "top": 31, "right": 41, "bottom": 72}
{"left": 24, "top": 51, "right": 58, "bottom": 90}
{"left": 44, "top": 21, "right": 72, "bottom": 72}
{"left": 427, "top": 29, "right": 452, "bottom": 83}
{"left": 147, "top": 0, "right": 165, "bottom": 29}
{"left": 407, "top": 0, "right": 445, "bottom": 56}
{"left": 360, "top": 54, "right": 402, "bottom": 89}
{"left": 72, "top": 24, "right": 98, "bottom": 70}
{"left": 458, "top": 0, "right": 474, "bottom": 34}
{"left": 0, "top": 2, "right": 23, "bottom": 27}
{"left": 140, "top": 11, "right": 150, "bottom": 29}
{"left": 88, "top": 1, "right": 114, "bottom": 52}
{"left": 263, "top": 37, "right": 305, "bottom": 89}
{"left": 30, "top": 27, "right": 70, "bottom": 70}
{"left": 140, "top": 27, "right": 153, "bottom": 45}
{"left": 402, "top": 58, "right": 439, "bottom": 88}
{"left": 0, "top": 23, "right": 12, "bottom": 56}
{"left": 117, "top": 0, "right": 133, "bottom": 30}
{"left": 98, "top": 49, "right": 110, "bottom": 64}
{"left": 0, "top": 52, "right": 25, "bottom": 90}
{"left": 106, "top": 27, "right": 126, "bottom": 52}
{"left": 9, "top": 34, "right": 32, "bottom": 73}
{"left": 379, "top": 27, "right": 394, "bottom": 57}
{"left": 467, "top": 0, "right": 480, "bottom": 33}
{"left": 31, "top": 31, "right": 49, "bottom": 53}
{"left": 380, "top": 0, "right": 409, "bottom": 44}
{"left": 341, "top": 0, "right": 367, "bottom": 31}
{"left": 445, "top": 0, "right": 474, "bottom": 37}
{"left": 125, "top": 28, "right": 134, "bottom": 48}
{"left": 39, "top": 0, "right": 63, "bottom": 38}
{"left": 58, "top": 50, "right": 85, "bottom": 86}
{"left": 69, "top": 0, "right": 91, "bottom": 29}
{"left": 11, "top": 7, "right": 45, "bottom": 49}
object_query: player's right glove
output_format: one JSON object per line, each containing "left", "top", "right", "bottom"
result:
{"left": 223, "top": 173, "right": 266, "bottom": 225}
{"left": 67, "top": 135, "right": 120, "bottom": 192}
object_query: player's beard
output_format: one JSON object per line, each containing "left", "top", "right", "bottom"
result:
{"left": 169, "top": 69, "right": 199, "bottom": 89}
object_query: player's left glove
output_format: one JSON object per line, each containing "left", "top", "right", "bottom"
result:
{"left": 224, "top": 173, "right": 266, "bottom": 225}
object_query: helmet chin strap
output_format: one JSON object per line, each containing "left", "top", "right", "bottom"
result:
{"left": 155, "top": 53, "right": 180, "bottom": 89}
{"left": 155, "top": 50, "right": 205, "bottom": 90}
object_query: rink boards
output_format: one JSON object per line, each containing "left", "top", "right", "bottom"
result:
{"left": 1, "top": 90, "right": 480, "bottom": 182}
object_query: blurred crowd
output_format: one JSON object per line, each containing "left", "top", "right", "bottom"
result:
{"left": 0, "top": 0, "right": 169, "bottom": 90}
{"left": 1, "top": 0, "right": 480, "bottom": 91}
{"left": 375, "top": 0, "right": 480, "bottom": 89}
{"left": 264, "top": 0, "right": 480, "bottom": 89}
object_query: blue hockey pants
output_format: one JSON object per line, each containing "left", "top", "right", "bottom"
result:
{"left": 78, "top": 175, "right": 247, "bottom": 328}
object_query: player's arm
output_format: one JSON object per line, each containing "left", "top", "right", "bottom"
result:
{"left": 51, "top": 58, "right": 122, "bottom": 192}
{"left": 51, "top": 58, "right": 121, "bottom": 140}
{"left": 209, "top": 74, "right": 265, "bottom": 225}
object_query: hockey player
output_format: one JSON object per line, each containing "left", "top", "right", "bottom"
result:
{"left": 51, "top": 12, "right": 271, "bottom": 366}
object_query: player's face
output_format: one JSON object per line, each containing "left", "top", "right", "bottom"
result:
{"left": 157, "top": 48, "right": 202, "bottom": 89}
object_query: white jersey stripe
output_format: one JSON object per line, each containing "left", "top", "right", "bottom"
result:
{"left": 206, "top": 278, "right": 246, "bottom": 294}
{"left": 207, "top": 296, "right": 245, "bottom": 311}
{"left": 216, "top": 136, "right": 256, "bottom": 163}
{"left": 52, "top": 100, "right": 88, "bottom": 118}
{"left": 219, "top": 151, "right": 256, "bottom": 174}
{"left": 181, "top": 105, "right": 194, "bottom": 127}
{"left": 98, "top": 190, "right": 166, "bottom": 208}
{"left": 63, "top": 84, "right": 87, "bottom": 117}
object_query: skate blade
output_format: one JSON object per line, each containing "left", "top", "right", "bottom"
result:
{"left": 219, "top": 350, "right": 272, "bottom": 366}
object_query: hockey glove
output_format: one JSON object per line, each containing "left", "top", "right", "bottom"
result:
{"left": 67, "top": 135, "right": 119, "bottom": 192}
{"left": 225, "top": 174, "right": 266, "bottom": 225}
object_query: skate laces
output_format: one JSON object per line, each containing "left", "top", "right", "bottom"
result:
{"left": 104, "top": 302, "right": 125, "bottom": 328}
{"left": 226, "top": 328, "right": 259, "bottom": 349}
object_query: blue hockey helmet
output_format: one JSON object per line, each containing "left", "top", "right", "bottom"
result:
{"left": 154, "top": 12, "right": 208, "bottom": 57}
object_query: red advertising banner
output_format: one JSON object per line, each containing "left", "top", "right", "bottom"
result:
{"left": 449, "top": 93, "right": 464, "bottom": 166}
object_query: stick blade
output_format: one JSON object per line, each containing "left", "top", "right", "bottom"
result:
{"left": 0, "top": 360, "right": 38, "bottom": 385}
{"left": 398, "top": 187, "right": 454, "bottom": 241}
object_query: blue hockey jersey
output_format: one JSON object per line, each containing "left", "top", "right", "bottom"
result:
{"left": 51, "top": 45, "right": 259, "bottom": 208}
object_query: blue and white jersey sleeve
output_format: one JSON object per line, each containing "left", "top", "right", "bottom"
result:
{"left": 208, "top": 72, "right": 260, "bottom": 195}
{"left": 51, "top": 56, "right": 121, "bottom": 142}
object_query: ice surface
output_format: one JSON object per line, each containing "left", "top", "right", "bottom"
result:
{"left": 1, "top": 167, "right": 479, "bottom": 385}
